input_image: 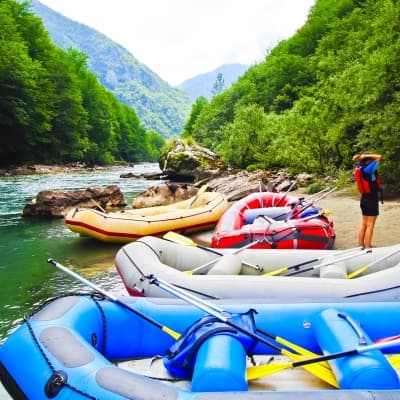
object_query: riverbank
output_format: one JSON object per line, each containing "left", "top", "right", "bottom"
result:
{"left": 193, "top": 188, "right": 400, "bottom": 250}
{"left": 311, "top": 188, "right": 400, "bottom": 249}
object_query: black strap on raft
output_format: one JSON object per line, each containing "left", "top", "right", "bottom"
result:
{"left": 163, "top": 309, "right": 258, "bottom": 379}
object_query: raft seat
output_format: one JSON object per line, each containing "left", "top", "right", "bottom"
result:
{"left": 243, "top": 207, "right": 292, "bottom": 224}
{"left": 319, "top": 261, "right": 347, "bottom": 279}
{"left": 313, "top": 308, "right": 400, "bottom": 389}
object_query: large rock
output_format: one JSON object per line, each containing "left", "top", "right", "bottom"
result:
{"left": 159, "top": 139, "right": 226, "bottom": 182}
{"left": 22, "top": 185, "right": 126, "bottom": 218}
{"left": 132, "top": 183, "right": 198, "bottom": 208}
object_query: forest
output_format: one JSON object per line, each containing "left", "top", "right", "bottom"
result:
{"left": 0, "top": 0, "right": 165, "bottom": 167}
{"left": 183, "top": 0, "right": 400, "bottom": 184}
{"left": 2, "top": 0, "right": 400, "bottom": 183}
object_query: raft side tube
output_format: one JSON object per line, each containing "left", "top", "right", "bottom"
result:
{"left": 313, "top": 308, "right": 400, "bottom": 389}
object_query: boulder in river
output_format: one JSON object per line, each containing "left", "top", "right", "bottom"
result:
{"left": 22, "top": 185, "right": 126, "bottom": 218}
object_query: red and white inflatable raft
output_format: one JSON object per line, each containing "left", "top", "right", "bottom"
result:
{"left": 211, "top": 191, "right": 335, "bottom": 249}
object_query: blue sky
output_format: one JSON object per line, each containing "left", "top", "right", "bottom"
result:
{"left": 39, "top": 0, "right": 316, "bottom": 85}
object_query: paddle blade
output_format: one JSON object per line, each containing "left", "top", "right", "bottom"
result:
{"left": 163, "top": 231, "right": 196, "bottom": 247}
{"left": 276, "top": 337, "right": 328, "bottom": 366}
{"left": 246, "top": 362, "right": 291, "bottom": 380}
{"left": 280, "top": 349, "right": 339, "bottom": 388}
{"left": 388, "top": 354, "right": 400, "bottom": 369}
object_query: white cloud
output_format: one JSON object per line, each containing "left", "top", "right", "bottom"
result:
{"left": 38, "top": 0, "right": 315, "bottom": 85}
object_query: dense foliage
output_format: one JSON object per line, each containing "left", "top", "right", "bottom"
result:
{"left": 186, "top": 0, "right": 400, "bottom": 183}
{"left": 32, "top": 0, "right": 191, "bottom": 139}
{"left": 0, "top": 0, "right": 164, "bottom": 167}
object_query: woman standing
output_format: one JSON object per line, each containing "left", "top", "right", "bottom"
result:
{"left": 353, "top": 153, "right": 383, "bottom": 249}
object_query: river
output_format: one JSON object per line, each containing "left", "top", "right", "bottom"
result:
{"left": 0, "top": 163, "right": 163, "bottom": 399}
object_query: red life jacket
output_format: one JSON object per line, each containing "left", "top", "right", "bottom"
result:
{"left": 354, "top": 166, "right": 382, "bottom": 194}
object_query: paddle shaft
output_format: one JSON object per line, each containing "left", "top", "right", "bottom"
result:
{"left": 285, "top": 248, "right": 372, "bottom": 276}
{"left": 285, "top": 187, "right": 337, "bottom": 222}
{"left": 190, "top": 241, "right": 262, "bottom": 274}
{"left": 347, "top": 247, "right": 400, "bottom": 279}
{"left": 147, "top": 275, "right": 286, "bottom": 353}
{"left": 274, "top": 180, "right": 298, "bottom": 207}
{"left": 292, "top": 337, "right": 400, "bottom": 368}
{"left": 48, "top": 259, "right": 181, "bottom": 339}
{"left": 164, "top": 231, "right": 263, "bottom": 272}
{"left": 146, "top": 275, "right": 327, "bottom": 357}
{"left": 264, "top": 246, "right": 363, "bottom": 276}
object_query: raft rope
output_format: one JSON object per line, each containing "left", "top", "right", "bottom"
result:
{"left": 24, "top": 292, "right": 109, "bottom": 400}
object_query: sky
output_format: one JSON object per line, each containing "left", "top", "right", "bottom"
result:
{"left": 39, "top": 0, "right": 316, "bottom": 86}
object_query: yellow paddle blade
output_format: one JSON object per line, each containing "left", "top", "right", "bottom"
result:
{"left": 347, "top": 265, "right": 369, "bottom": 279}
{"left": 246, "top": 363, "right": 291, "bottom": 380}
{"left": 163, "top": 231, "right": 197, "bottom": 247}
{"left": 247, "top": 351, "right": 339, "bottom": 388}
{"left": 275, "top": 337, "right": 329, "bottom": 368}
{"left": 388, "top": 354, "right": 400, "bottom": 369}
{"left": 263, "top": 267, "right": 288, "bottom": 276}
{"left": 280, "top": 349, "right": 339, "bottom": 388}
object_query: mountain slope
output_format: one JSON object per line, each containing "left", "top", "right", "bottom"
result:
{"left": 31, "top": 0, "right": 192, "bottom": 138}
{"left": 178, "top": 64, "right": 250, "bottom": 100}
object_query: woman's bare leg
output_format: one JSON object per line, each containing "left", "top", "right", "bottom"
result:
{"left": 364, "top": 215, "right": 378, "bottom": 248}
{"left": 358, "top": 215, "right": 368, "bottom": 247}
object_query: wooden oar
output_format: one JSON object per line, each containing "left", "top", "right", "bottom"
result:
{"left": 47, "top": 258, "right": 181, "bottom": 340}
{"left": 347, "top": 247, "right": 400, "bottom": 279}
{"left": 146, "top": 275, "right": 339, "bottom": 387}
{"left": 246, "top": 336, "right": 400, "bottom": 381}
{"left": 163, "top": 231, "right": 263, "bottom": 273}
{"left": 188, "top": 184, "right": 208, "bottom": 207}
{"left": 263, "top": 246, "right": 364, "bottom": 276}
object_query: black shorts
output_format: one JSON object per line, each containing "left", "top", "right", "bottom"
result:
{"left": 360, "top": 193, "right": 379, "bottom": 216}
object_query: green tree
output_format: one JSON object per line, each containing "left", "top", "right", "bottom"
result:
{"left": 182, "top": 96, "right": 208, "bottom": 138}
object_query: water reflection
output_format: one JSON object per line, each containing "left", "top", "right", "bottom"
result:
{"left": 0, "top": 164, "right": 162, "bottom": 346}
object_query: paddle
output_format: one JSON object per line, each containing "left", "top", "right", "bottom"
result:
{"left": 347, "top": 247, "right": 400, "bottom": 279}
{"left": 246, "top": 335, "right": 400, "bottom": 381}
{"left": 284, "top": 187, "right": 337, "bottom": 222}
{"left": 264, "top": 246, "right": 364, "bottom": 276}
{"left": 188, "top": 185, "right": 208, "bottom": 207}
{"left": 284, "top": 248, "right": 372, "bottom": 277}
{"left": 274, "top": 179, "right": 298, "bottom": 207}
{"left": 163, "top": 231, "right": 263, "bottom": 274}
{"left": 146, "top": 275, "right": 339, "bottom": 387}
{"left": 48, "top": 258, "right": 334, "bottom": 385}
{"left": 47, "top": 258, "right": 181, "bottom": 340}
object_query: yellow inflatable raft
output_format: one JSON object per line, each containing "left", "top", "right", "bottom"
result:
{"left": 65, "top": 191, "right": 229, "bottom": 243}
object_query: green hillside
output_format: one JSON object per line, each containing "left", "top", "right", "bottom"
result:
{"left": 187, "top": 0, "right": 400, "bottom": 183}
{"left": 31, "top": 0, "right": 192, "bottom": 138}
{"left": 0, "top": 0, "right": 164, "bottom": 166}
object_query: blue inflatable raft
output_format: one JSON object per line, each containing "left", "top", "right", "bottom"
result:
{"left": 1, "top": 294, "right": 400, "bottom": 399}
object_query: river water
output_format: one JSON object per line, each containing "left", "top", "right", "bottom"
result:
{"left": 0, "top": 163, "right": 163, "bottom": 399}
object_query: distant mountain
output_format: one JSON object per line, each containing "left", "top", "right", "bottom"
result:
{"left": 31, "top": 0, "right": 192, "bottom": 138}
{"left": 178, "top": 64, "right": 250, "bottom": 100}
